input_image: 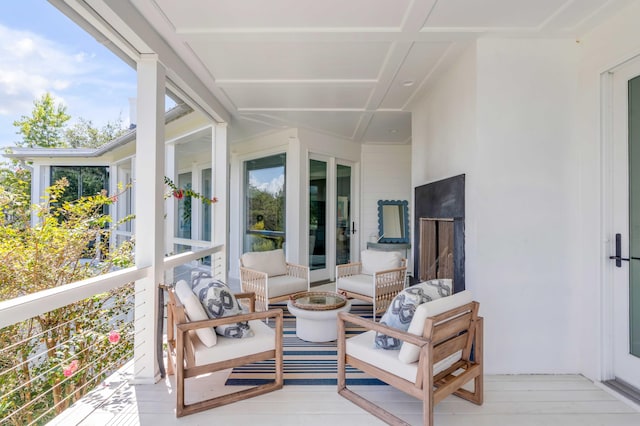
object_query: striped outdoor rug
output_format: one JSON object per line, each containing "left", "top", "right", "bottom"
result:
{"left": 225, "top": 303, "right": 386, "bottom": 386}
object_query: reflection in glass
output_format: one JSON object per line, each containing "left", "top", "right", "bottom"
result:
{"left": 377, "top": 200, "right": 409, "bottom": 243}
{"left": 309, "top": 159, "right": 327, "bottom": 270}
{"left": 244, "top": 154, "right": 286, "bottom": 252}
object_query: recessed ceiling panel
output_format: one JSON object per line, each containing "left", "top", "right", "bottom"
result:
{"left": 362, "top": 112, "right": 411, "bottom": 143}
{"left": 380, "top": 42, "right": 450, "bottom": 109}
{"left": 189, "top": 41, "right": 390, "bottom": 80}
{"left": 222, "top": 84, "right": 373, "bottom": 109}
{"left": 424, "top": 0, "right": 563, "bottom": 28}
{"left": 154, "top": 0, "right": 411, "bottom": 30}
{"left": 245, "top": 111, "right": 363, "bottom": 140}
{"left": 541, "top": 0, "right": 625, "bottom": 32}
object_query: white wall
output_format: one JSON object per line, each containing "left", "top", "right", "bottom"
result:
{"left": 475, "top": 38, "right": 579, "bottom": 374}
{"left": 573, "top": 0, "right": 640, "bottom": 381}
{"left": 411, "top": 39, "right": 581, "bottom": 374}
{"left": 360, "top": 144, "right": 411, "bottom": 250}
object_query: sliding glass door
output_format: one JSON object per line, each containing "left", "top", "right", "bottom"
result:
{"left": 309, "top": 156, "right": 355, "bottom": 282}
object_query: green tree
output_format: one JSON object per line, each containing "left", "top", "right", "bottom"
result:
{"left": 13, "top": 93, "right": 71, "bottom": 148}
{"left": 0, "top": 178, "right": 134, "bottom": 424}
{"left": 64, "top": 117, "right": 128, "bottom": 148}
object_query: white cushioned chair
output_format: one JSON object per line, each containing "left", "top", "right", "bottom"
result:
{"left": 336, "top": 249, "right": 407, "bottom": 320}
{"left": 165, "top": 284, "right": 284, "bottom": 417}
{"left": 337, "top": 290, "right": 483, "bottom": 425}
{"left": 239, "top": 248, "right": 310, "bottom": 311}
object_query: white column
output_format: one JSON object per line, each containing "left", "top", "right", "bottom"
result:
{"left": 133, "top": 54, "right": 165, "bottom": 384}
{"left": 164, "top": 143, "right": 176, "bottom": 282}
{"left": 165, "top": 144, "right": 176, "bottom": 251}
{"left": 213, "top": 124, "right": 228, "bottom": 282}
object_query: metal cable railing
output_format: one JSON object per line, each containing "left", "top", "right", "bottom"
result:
{"left": 0, "top": 283, "right": 134, "bottom": 426}
{"left": 0, "top": 244, "right": 224, "bottom": 425}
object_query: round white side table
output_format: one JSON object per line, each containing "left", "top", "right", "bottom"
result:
{"left": 287, "top": 299, "right": 351, "bottom": 342}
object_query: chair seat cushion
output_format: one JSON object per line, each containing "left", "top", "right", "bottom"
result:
{"left": 192, "top": 277, "right": 254, "bottom": 338}
{"left": 174, "top": 280, "right": 217, "bottom": 347}
{"left": 399, "top": 290, "right": 473, "bottom": 364}
{"left": 361, "top": 250, "right": 402, "bottom": 275}
{"left": 375, "top": 279, "right": 452, "bottom": 349}
{"left": 241, "top": 249, "right": 288, "bottom": 277}
{"left": 193, "top": 320, "right": 275, "bottom": 367}
{"left": 268, "top": 275, "right": 309, "bottom": 298}
{"left": 346, "top": 330, "right": 461, "bottom": 383}
{"left": 336, "top": 274, "right": 374, "bottom": 297}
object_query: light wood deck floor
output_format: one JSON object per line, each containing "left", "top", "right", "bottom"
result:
{"left": 49, "top": 361, "right": 640, "bottom": 426}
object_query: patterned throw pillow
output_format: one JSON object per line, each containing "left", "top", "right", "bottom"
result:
{"left": 192, "top": 274, "right": 254, "bottom": 338}
{"left": 374, "top": 279, "right": 452, "bottom": 349}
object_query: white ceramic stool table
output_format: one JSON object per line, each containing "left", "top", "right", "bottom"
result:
{"left": 287, "top": 292, "right": 351, "bottom": 342}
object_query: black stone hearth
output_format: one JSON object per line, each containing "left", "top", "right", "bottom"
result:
{"left": 414, "top": 174, "right": 465, "bottom": 293}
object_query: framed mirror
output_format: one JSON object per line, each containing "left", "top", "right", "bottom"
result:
{"left": 377, "top": 200, "right": 409, "bottom": 243}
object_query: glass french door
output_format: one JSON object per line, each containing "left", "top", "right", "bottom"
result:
{"left": 609, "top": 58, "right": 640, "bottom": 391}
{"left": 309, "top": 156, "right": 355, "bottom": 282}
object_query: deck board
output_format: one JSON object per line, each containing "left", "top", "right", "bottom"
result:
{"left": 46, "top": 361, "right": 640, "bottom": 426}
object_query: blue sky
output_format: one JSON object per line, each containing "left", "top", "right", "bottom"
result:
{"left": 0, "top": 0, "right": 137, "bottom": 148}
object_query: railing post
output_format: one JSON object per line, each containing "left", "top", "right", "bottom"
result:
{"left": 214, "top": 123, "right": 228, "bottom": 281}
{"left": 133, "top": 54, "right": 165, "bottom": 384}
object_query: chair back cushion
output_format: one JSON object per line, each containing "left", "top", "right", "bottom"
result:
{"left": 398, "top": 289, "right": 473, "bottom": 364}
{"left": 192, "top": 276, "right": 254, "bottom": 338}
{"left": 241, "top": 249, "right": 288, "bottom": 277}
{"left": 174, "top": 280, "right": 217, "bottom": 347}
{"left": 375, "top": 279, "right": 452, "bottom": 349}
{"left": 360, "top": 250, "right": 403, "bottom": 275}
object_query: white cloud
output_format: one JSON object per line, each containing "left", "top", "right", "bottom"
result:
{"left": 250, "top": 174, "right": 285, "bottom": 195}
{"left": 0, "top": 23, "right": 136, "bottom": 147}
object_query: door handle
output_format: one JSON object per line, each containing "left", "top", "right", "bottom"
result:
{"left": 352, "top": 221, "right": 357, "bottom": 234}
{"left": 609, "top": 233, "right": 632, "bottom": 267}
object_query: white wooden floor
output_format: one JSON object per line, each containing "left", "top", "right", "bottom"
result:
{"left": 49, "top": 361, "right": 640, "bottom": 426}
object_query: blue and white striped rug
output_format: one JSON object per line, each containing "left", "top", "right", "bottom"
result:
{"left": 225, "top": 304, "right": 386, "bottom": 386}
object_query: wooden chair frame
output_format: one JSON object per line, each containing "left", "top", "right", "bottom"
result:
{"left": 239, "top": 260, "right": 309, "bottom": 311}
{"left": 336, "top": 258, "right": 407, "bottom": 320}
{"left": 337, "top": 301, "right": 483, "bottom": 425}
{"left": 166, "top": 289, "right": 284, "bottom": 417}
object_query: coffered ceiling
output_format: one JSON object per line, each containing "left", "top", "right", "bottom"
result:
{"left": 117, "top": 0, "right": 633, "bottom": 144}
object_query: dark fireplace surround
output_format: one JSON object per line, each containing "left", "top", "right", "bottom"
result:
{"left": 413, "top": 174, "right": 465, "bottom": 293}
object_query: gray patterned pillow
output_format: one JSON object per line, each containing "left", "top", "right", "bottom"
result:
{"left": 374, "top": 279, "right": 452, "bottom": 349}
{"left": 192, "top": 274, "right": 254, "bottom": 338}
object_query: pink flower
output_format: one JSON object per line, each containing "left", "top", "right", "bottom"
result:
{"left": 110, "top": 195, "right": 118, "bottom": 202}
{"left": 108, "top": 330, "right": 121, "bottom": 344}
{"left": 211, "top": 197, "right": 218, "bottom": 204}
{"left": 62, "top": 360, "right": 78, "bottom": 377}
{"left": 173, "top": 189, "right": 184, "bottom": 200}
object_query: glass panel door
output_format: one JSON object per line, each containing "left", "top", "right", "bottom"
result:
{"left": 336, "top": 164, "right": 352, "bottom": 265}
{"left": 629, "top": 75, "right": 640, "bottom": 357}
{"left": 309, "top": 159, "right": 327, "bottom": 271}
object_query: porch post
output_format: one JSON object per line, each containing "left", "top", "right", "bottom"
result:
{"left": 165, "top": 143, "right": 176, "bottom": 281}
{"left": 213, "top": 123, "right": 228, "bottom": 282}
{"left": 133, "top": 54, "right": 165, "bottom": 384}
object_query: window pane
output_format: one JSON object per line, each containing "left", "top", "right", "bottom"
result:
{"left": 244, "top": 154, "right": 286, "bottom": 252}
{"left": 176, "top": 172, "right": 192, "bottom": 239}
{"left": 309, "top": 159, "right": 326, "bottom": 270}
{"left": 201, "top": 168, "right": 212, "bottom": 242}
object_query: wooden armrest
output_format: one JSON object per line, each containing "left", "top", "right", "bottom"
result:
{"left": 336, "top": 262, "right": 362, "bottom": 278}
{"left": 239, "top": 266, "right": 268, "bottom": 278}
{"left": 337, "top": 312, "right": 429, "bottom": 348}
{"left": 373, "top": 265, "right": 407, "bottom": 276}
{"left": 286, "top": 262, "right": 309, "bottom": 270}
{"left": 177, "top": 308, "right": 283, "bottom": 332}
{"left": 234, "top": 291, "right": 256, "bottom": 312}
